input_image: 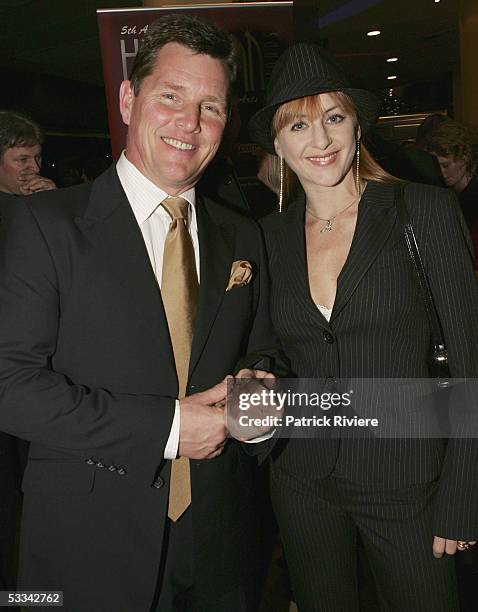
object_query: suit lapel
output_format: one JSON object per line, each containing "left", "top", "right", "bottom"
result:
{"left": 279, "top": 195, "right": 333, "bottom": 328}
{"left": 74, "top": 171, "right": 247, "bottom": 385}
{"left": 74, "top": 167, "right": 177, "bottom": 382}
{"left": 274, "top": 183, "right": 398, "bottom": 327}
{"left": 331, "top": 181, "right": 397, "bottom": 321}
{"left": 188, "top": 195, "right": 235, "bottom": 377}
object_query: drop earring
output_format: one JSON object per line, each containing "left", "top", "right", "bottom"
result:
{"left": 279, "top": 155, "right": 285, "bottom": 213}
{"left": 355, "top": 139, "right": 361, "bottom": 195}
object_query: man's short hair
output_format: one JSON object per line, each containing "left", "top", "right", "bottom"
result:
{"left": 0, "top": 110, "right": 43, "bottom": 160}
{"left": 129, "top": 14, "right": 238, "bottom": 101}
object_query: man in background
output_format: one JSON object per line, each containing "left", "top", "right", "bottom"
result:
{"left": 0, "top": 110, "right": 56, "bottom": 197}
{"left": 0, "top": 109, "right": 56, "bottom": 591}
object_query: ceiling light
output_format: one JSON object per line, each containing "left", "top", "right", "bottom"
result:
{"left": 367, "top": 30, "right": 381, "bottom": 36}
{"left": 387, "top": 75, "right": 397, "bottom": 80}
{"left": 387, "top": 57, "right": 398, "bottom": 62}
{"left": 434, "top": 0, "right": 441, "bottom": 3}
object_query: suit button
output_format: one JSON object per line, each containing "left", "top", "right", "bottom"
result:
{"left": 223, "top": 175, "right": 232, "bottom": 185}
{"left": 323, "top": 331, "right": 335, "bottom": 344}
{"left": 117, "top": 467, "right": 127, "bottom": 476}
{"left": 152, "top": 476, "right": 164, "bottom": 489}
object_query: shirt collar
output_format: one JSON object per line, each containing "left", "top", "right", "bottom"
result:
{"left": 116, "top": 151, "right": 196, "bottom": 226}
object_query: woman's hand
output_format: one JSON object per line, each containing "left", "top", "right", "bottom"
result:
{"left": 433, "top": 536, "right": 477, "bottom": 558}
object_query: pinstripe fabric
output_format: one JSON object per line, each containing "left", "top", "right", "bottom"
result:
{"left": 270, "top": 468, "right": 459, "bottom": 612}
{"left": 260, "top": 181, "right": 478, "bottom": 581}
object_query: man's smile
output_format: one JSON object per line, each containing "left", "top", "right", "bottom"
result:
{"left": 161, "top": 137, "right": 196, "bottom": 151}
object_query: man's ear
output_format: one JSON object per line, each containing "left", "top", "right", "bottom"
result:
{"left": 119, "top": 80, "right": 134, "bottom": 126}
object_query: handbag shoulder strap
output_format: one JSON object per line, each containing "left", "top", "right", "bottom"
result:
{"left": 394, "top": 183, "right": 448, "bottom": 362}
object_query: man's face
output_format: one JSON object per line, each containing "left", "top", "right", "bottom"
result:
{"left": 0, "top": 144, "right": 42, "bottom": 194}
{"left": 119, "top": 42, "right": 229, "bottom": 195}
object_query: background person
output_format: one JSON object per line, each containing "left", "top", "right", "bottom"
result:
{"left": 0, "top": 108, "right": 54, "bottom": 594}
{"left": 424, "top": 119, "right": 478, "bottom": 269}
{"left": 0, "top": 110, "right": 56, "bottom": 196}
{"left": 249, "top": 42, "right": 478, "bottom": 611}
{"left": 423, "top": 120, "right": 478, "bottom": 228}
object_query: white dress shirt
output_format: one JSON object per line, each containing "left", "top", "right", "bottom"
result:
{"left": 116, "top": 151, "right": 199, "bottom": 459}
{"left": 116, "top": 152, "right": 270, "bottom": 455}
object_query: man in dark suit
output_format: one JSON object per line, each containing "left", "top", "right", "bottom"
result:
{"left": 0, "top": 15, "right": 285, "bottom": 612}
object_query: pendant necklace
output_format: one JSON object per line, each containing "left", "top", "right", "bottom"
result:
{"left": 306, "top": 195, "right": 360, "bottom": 233}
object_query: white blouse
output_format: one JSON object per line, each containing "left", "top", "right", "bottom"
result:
{"left": 317, "top": 304, "right": 332, "bottom": 322}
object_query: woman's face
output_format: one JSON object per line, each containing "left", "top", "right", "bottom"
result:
{"left": 273, "top": 92, "right": 358, "bottom": 191}
{"left": 435, "top": 154, "right": 470, "bottom": 192}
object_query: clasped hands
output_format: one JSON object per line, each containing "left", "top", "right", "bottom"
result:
{"left": 178, "top": 368, "right": 278, "bottom": 460}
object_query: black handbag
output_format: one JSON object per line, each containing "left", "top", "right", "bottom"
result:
{"left": 395, "top": 184, "right": 452, "bottom": 388}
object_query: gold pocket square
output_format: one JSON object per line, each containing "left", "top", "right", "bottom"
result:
{"left": 226, "top": 260, "right": 253, "bottom": 291}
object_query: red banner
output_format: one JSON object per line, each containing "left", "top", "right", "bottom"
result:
{"left": 97, "top": 2, "right": 293, "bottom": 170}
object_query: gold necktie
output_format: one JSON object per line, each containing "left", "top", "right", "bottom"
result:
{"left": 161, "top": 197, "right": 199, "bottom": 522}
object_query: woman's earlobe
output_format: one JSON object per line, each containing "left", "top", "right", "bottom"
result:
{"left": 274, "top": 137, "right": 281, "bottom": 157}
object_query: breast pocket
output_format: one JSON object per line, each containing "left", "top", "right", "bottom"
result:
{"left": 220, "top": 282, "right": 253, "bottom": 314}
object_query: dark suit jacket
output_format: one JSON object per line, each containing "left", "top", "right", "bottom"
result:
{"left": 0, "top": 430, "right": 17, "bottom": 527}
{"left": 0, "top": 191, "right": 24, "bottom": 591}
{"left": 261, "top": 180, "right": 478, "bottom": 540}
{"left": 0, "top": 166, "right": 286, "bottom": 612}
{"left": 0, "top": 191, "right": 16, "bottom": 505}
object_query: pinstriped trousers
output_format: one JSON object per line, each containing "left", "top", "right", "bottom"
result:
{"left": 270, "top": 467, "right": 459, "bottom": 612}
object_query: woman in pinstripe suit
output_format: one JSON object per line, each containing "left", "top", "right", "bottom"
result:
{"left": 249, "top": 43, "right": 478, "bottom": 611}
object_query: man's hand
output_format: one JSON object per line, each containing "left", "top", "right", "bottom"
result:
{"left": 432, "top": 536, "right": 477, "bottom": 558}
{"left": 226, "top": 369, "right": 280, "bottom": 441}
{"left": 19, "top": 173, "right": 56, "bottom": 195}
{"left": 178, "top": 379, "right": 228, "bottom": 460}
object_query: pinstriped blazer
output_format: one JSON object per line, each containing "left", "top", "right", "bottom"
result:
{"left": 261, "top": 180, "right": 478, "bottom": 539}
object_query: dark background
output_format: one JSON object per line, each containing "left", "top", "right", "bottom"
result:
{"left": 0, "top": 0, "right": 459, "bottom": 184}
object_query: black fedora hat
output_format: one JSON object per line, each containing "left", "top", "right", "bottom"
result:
{"left": 248, "top": 42, "right": 382, "bottom": 154}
